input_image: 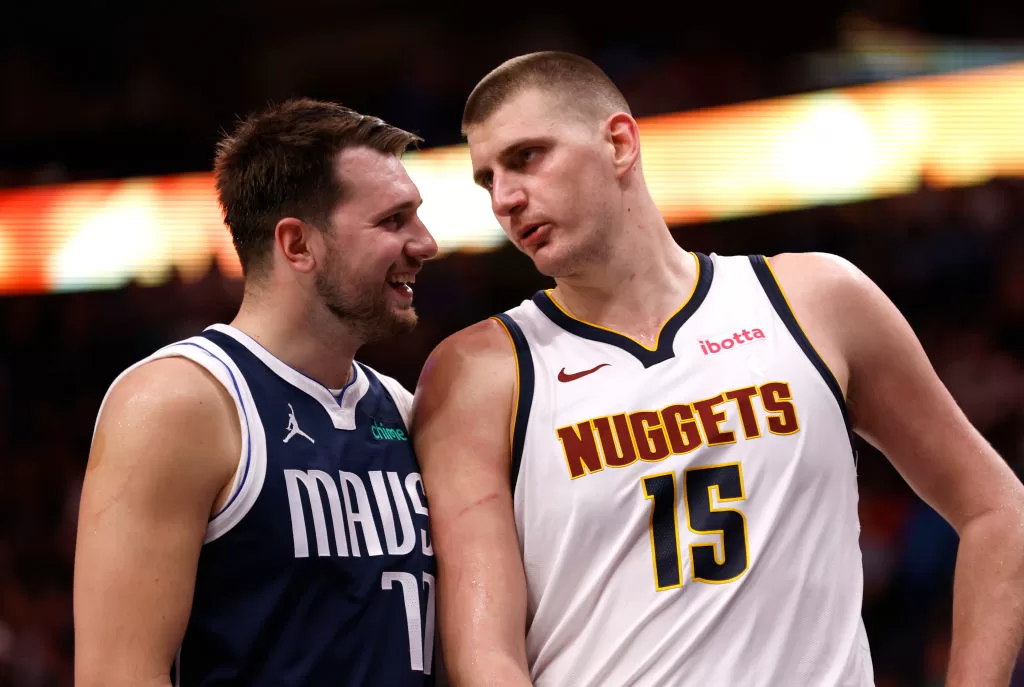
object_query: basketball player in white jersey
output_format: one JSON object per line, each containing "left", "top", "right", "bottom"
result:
{"left": 411, "top": 52, "right": 1024, "bottom": 686}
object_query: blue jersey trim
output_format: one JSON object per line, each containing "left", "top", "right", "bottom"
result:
{"left": 747, "top": 255, "right": 857, "bottom": 458}
{"left": 531, "top": 252, "right": 714, "bottom": 368}
{"left": 180, "top": 341, "right": 253, "bottom": 519}
{"left": 492, "top": 313, "right": 534, "bottom": 492}
{"left": 334, "top": 364, "right": 359, "bottom": 406}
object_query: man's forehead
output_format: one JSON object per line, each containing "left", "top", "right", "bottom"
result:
{"left": 336, "top": 147, "right": 409, "bottom": 184}
{"left": 470, "top": 103, "right": 555, "bottom": 165}
{"left": 335, "top": 146, "right": 405, "bottom": 177}
{"left": 468, "top": 89, "right": 592, "bottom": 158}
{"left": 333, "top": 149, "right": 419, "bottom": 207}
{"left": 494, "top": 87, "right": 558, "bottom": 119}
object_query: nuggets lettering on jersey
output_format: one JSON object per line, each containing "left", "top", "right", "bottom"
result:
{"left": 556, "top": 380, "right": 799, "bottom": 479}
{"left": 495, "top": 253, "right": 874, "bottom": 687}
{"left": 99, "top": 325, "right": 436, "bottom": 687}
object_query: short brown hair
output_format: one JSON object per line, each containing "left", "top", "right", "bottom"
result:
{"left": 215, "top": 98, "right": 421, "bottom": 278}
{"left": 462, "top": 51, "right": 630, "bottom": 135}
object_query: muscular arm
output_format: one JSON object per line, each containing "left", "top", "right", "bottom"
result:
{"left": 74, "top": 358, "right": 239, "bottom": 687}
{"left": 772, "top": 253, "right": 1024, "bottom": 686}
{"left": 412, "top": 320, "right": 531, "bottom": 686}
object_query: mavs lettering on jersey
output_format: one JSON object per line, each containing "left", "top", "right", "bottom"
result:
{"left": 122, "top": 324, "right": 436, "bottom": 686}
{"left": 283, "top": 468, "right": 432, "bottom": 559}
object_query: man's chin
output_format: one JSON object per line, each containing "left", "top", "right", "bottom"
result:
{"left": 532, "top": 250, "right": 573, "bottom": 279}
{"left": 532, "top": 240, "right": 600, "bottom": 279}
{"left": 391, "top": 309, "right": 418, "bottom": 335}
{"left": 369, "top": 307, "right": 417, "bottom": 341}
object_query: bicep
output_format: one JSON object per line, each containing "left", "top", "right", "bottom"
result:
{"left": 844, "top": 272, "right": 1020, "bottom": 529}
{"left": 422, "top": 424, "right": 526, "bottom": 644}
{"left": 412, "top": 327, "right": 528, "bottom": 672}
{"left": 74, "top": 360, "right": 238, "bottom": 684}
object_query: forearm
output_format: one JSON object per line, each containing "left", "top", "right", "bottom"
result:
{"left": 440, "top": 571, "right": 531, "bottom": 686}
{"left": 77, "top": 663, "right": 174, "bottom": 687}
{"left": 80, "top": 678, "right": 172, "bottom": 687}
{"left": 947, "top": 506, "right": 1024, "bottom": 686}
{"left": 75, "top": 623, "right": 179, "bottom": 687}
{"left": 444, "top": 643, "right": 532, "bottom": 687}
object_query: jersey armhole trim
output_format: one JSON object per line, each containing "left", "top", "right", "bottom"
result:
{"left": 748, "top": 255, "right": 854, "bottom": 445}
{"left": 492, "top": 314, "right": 534, "bottom": 492}
{"left": 174, "top": 339, "right": 268, "bottom": 543}
{"left": 95, "top": 337, "right": 268, "bottom": 546}
{"left": 365, "top": 363, "right": 414, "bottom": 429}
{"left": 176, "top": 342, "right": 253, "bottom": 520}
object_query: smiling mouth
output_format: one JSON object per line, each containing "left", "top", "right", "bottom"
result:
{"left": 386, "top": 275, "right": 415, "bottom": 298}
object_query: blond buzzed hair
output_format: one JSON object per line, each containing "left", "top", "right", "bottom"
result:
{"left": 461, "top": 51, "right": 631, "bottom": 135}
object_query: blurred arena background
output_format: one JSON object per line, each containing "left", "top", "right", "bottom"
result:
{"left": 2, "top": 2, "right": 1024, "bottom": 685}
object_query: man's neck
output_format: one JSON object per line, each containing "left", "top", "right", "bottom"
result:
{"left": 551, "top": 229, "right": 698, "bottom": 348}
{"left": 229, "top": 291, "right": 361, "bottom": 390}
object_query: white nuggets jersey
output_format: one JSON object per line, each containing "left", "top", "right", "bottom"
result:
{"left": 493, "top": 253, "right": 873, "bottom": 686}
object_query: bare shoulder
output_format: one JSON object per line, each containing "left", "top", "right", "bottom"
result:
{"left": 762, "top": 252, "right": 886, "bottom": 395}
{"left": 411, "top": 317, "right": 517, "bottom": 451}
{"left": 90, "top": 356, "right": 239, "bottom": 486}
{"left": 767, "top": 250, "right": 936, "bottom": 396}
{"left": 428, "top": 317, "right": 518, "bottom": 361}
{"left": 97, "top": 356, "right": 237, "bottom": 438}
{"left": 767, "top": 251, "right": 901, "bottom": 337}
{"left": 415, "top": 318, "right": 517, "bottom": 396}
{"left": 766, "top": 251, "right": 872, "bottom": 301}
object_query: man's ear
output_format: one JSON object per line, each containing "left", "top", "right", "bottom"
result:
{"left": 606, "top": 112, "right": 641, "bottom": 179}
{"left": 274, "top": 217, "right": 320, "bottom": 274}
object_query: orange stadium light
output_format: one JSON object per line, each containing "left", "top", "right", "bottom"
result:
{"left": 2, "top": 60, "right": 1024, "bottom": 295}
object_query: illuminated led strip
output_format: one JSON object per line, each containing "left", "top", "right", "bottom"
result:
{"left": 2, "top": 60, "right": 1024, "bottom": 294}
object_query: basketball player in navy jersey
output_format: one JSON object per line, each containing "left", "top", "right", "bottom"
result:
{"left": 412, "top": 53, "right": 1024, "bottom": 686}
{"left": 75, "top": 99, "right": 440, "bottom": 686}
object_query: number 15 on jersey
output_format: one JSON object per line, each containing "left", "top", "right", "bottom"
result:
{"left": 642, "top": 462, "right": 750, "bottom": 590}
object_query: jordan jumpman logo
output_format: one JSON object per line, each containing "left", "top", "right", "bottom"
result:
{"left": 283, "top": 403, "right": 315, "bottom": 444}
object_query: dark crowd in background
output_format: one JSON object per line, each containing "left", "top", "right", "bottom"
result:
{"left": 1, "top": 175, "right": 1022, "bottom": 686}
{"left": 3, "top": 0, "right": 1024, "bottom": 188}
{"left": 2, "top": 2, "right": 1024, "bottom": 686}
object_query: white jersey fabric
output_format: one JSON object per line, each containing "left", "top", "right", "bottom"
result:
{"left": 493, "top": 253, "right": 873, "bottom": 687}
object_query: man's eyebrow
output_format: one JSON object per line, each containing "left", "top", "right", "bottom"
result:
{"left": 373, "top": 198, "right": 421, "bottom": 220}
{"left": 473, "top": 138, "right": 549, "bottom": 187}
{"left": 473, "top": 167, "right": 491, "bottom": 187}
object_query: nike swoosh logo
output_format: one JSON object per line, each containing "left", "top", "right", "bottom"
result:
{"left": 558, "top": 363, "right": 611, "bottom": 383}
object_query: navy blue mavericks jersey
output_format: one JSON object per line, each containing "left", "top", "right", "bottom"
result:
{"left": 123, "top": 324, "right": 437, "bottom": 686}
